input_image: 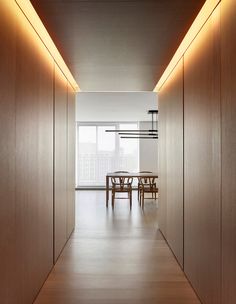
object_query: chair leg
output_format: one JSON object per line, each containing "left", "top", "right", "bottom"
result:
{"left": 130, "top": 190, "right": 132, "bottom": 209}
{"left": 139, "top": 188, "right": 142, "bottom": 206}
{"left": 140, "top": 190, "right": 142, "bottom": 209}
{"left": 112, "top": 191, "right": 115, "bottom": 209}
{"left": 142, "top": 191, "right": 144, "bottom": 210}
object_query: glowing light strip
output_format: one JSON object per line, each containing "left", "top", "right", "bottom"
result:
{"left": 15, "top": 0, "right": 80, "bottom": 92}
{"left": 154, "top": 0, "right": 220, "bottom": 92}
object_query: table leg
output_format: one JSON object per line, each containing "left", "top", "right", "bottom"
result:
{"left": 106, "top": 175, "right": 109, "bottom": 207}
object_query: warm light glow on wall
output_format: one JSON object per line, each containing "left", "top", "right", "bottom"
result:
{"left": 15, "top": 0, "right": 80, "bottom": 92}
{"left": 154, "top": 0, "right": 220, "bottom": 92}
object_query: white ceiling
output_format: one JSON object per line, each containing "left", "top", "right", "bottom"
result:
{"left": 31, "top": 0, "right": 205, "bottom": 91}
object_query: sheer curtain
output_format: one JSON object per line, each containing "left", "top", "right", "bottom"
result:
{"left": 76, "top": 122, "right": 139, "bottom": 187}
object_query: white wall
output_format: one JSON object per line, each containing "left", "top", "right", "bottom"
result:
{"left": 139, "top": 121, "right": 158, "bottom": 173}
{"left": 76, "top": 91, "right": 157, "bottom": 121}
{"left": 76, "top": 92, "right": 158, "bottom": 174}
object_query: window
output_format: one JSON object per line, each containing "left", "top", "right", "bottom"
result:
{"left": 97, "top": 126, "right": 115, "bottom": 152}
{"left": 76, "top": 122, "right": 139, "bottom": 187}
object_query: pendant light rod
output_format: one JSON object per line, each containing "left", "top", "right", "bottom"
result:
{"left": 152, "top": 111, "right": 154, "bottom": 130}
{"left": 148, "top": 110, "right": 158, "bottom": 132}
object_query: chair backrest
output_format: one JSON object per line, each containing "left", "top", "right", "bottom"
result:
{"left": 139, "top": 176, "right": 158, "bottom": 189}
{"left": 138, "top": 171, "right": 153, "bottom": 183}
{"left": 111, "top": 176, "right": 133, "bottom": 189}
{"left": 112, "top": 171, "right": 129, "bottom": 186}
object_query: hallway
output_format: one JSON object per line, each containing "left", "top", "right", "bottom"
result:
{"left": 34, "top": 191, "right": 200, "bottom": 304}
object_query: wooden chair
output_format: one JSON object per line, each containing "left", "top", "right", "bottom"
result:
{"left": 139, "top": 177, "right": 158, "bottom": 210}
{"left": 111, "top": 176, "right": 133, "bottom": 209}
{"left": 137, "top": 171, "right": 153, "bottom": 203}
{"left": 111, "top": 171, "right": 129, "bottom": 191}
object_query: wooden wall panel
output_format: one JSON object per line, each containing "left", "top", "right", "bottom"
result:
{"left": 0, "top": 1, "right": 53, "bottom": 304}
{"left": 184, "top": 7, "right": 221, "bottom": 304}
{"left": 158, "top": 87, "right": 167, "bottom": 238}
{"left": 0, "top": 1, "right": 54, "bottom": 303}
{"left": 0, "top": 1, "right": 19, "bottom": 301}
{"left": 67, "top": 83, "right": 76, "bottom": 238}
{"left": 221, "top": 0, "right": 236, "bottom": 303}
{"left": 54, "top": 65, "right": 68, "bottom": 262}
{"left": 15, "top": 8, "right": 54, "bottom": 304}
{"left": 158, "top": 59, "right": 184, "bottom": 267}
{"left": 0, "top": 1, "right": 76, "bottom": 302}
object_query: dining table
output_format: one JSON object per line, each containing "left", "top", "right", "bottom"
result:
{"left": 105, "top": 172, "right": 158, "bottom": 207}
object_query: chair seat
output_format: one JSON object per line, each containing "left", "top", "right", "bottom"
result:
{"left": 141, "top": 186, "right": 158, "bottom": 193}
{"left": 112, "top": 186, "right": 132, "bottom": 192}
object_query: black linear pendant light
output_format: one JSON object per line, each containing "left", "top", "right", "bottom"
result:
{"left": 121, "top": 136, "right": 158, "bottom": 139}
{"left": 118, "top": 132, "right": 157, "bottom": 136}
{"left": 105, "top": 129, "right": 158, "bottom": 133}
{"left": 105, "top": 110, "right": 158, "bottom": 139}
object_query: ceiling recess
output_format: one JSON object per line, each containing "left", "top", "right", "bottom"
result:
{"left": 30, "top": 0, "right": 205, "bottom": 91}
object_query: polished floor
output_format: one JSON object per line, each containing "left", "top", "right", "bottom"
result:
{"left": 34, "top": 191, "right": 200, "bottom": 304}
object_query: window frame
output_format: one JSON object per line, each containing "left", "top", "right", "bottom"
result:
{"left": 76, "top": 121, "right": 140, "bottom": 187}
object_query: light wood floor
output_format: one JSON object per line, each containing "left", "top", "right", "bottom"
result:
{"left": 34, "top": 191, "right": 200, "bottom": 304}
